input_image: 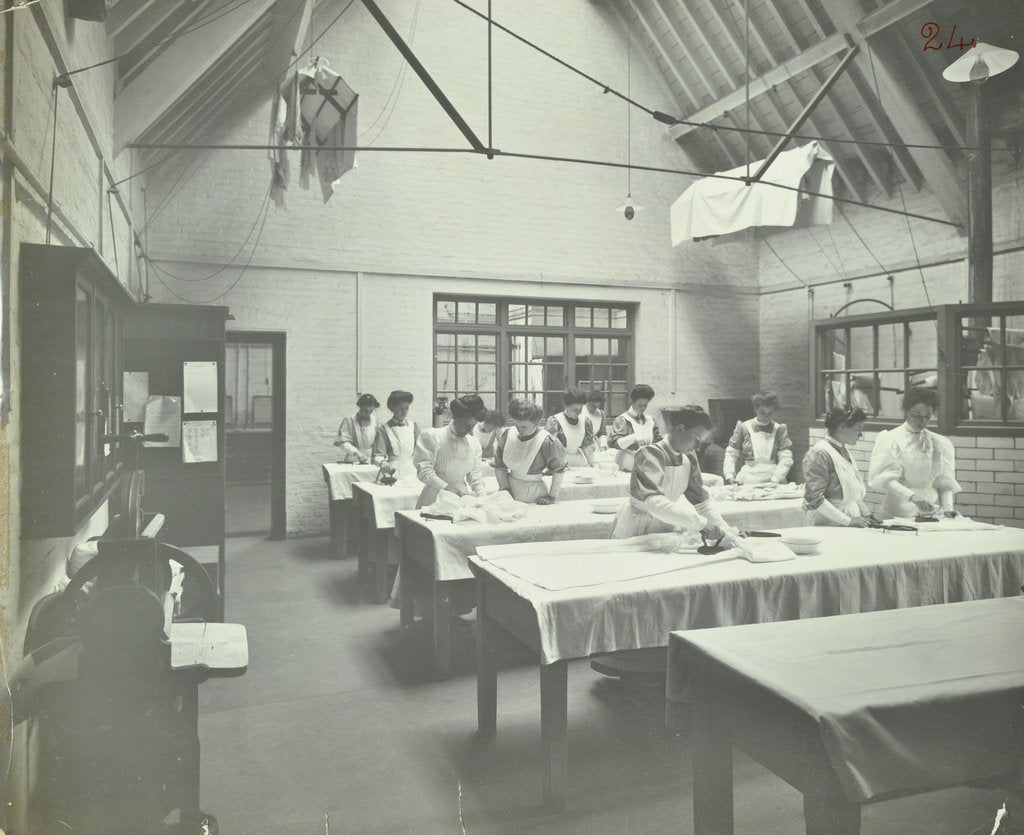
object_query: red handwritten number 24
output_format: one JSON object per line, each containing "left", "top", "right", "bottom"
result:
{"left": 921, "top": 21, "right": 978, "bottom": 51}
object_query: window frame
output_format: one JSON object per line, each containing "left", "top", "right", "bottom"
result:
{"left": 433, "top": 295, "right": 636, "bottom": 419}
{"left": 809, "top": 300, "right": 1024, "bottom": 436}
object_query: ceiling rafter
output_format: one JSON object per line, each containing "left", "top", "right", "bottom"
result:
{"left": 892, "top": 25, "right": 967, "bottom": 148}
{"left": 120, "top": 0, "right": 223, "bottom": 87}
{"left": 761, "top": 0, "right": 888, "bottom": 198}
{"left": 106, "top": 0, "right": 162, "bottom": 38}
{"left": 695, "top": 0, "right": 867, "bottom": 203}
{"left": 631, "top": 0, "right": 742, "bottom": 167}
{"left": 819, "top": 0, "right": 966, "bottom": 228}
{"left": 659, "top": 0, "right": 774, "bottom": 159}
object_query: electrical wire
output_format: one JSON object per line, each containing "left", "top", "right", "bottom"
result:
{"left": 446, "top": 0, "right": 1011, "bottom": 156}
{"left": 866, "top": 41, "right": 932, "bottom": 308}
{"left": 761, "top": 236, "right": 810, "bottom": 288}
{"left": 149, "top": 186, "right": 272, "bottom": 303}
{"left": 45, "top": 82, "right": 59, "bottom": 244}
{"left": 835, "top": 203, "right": 889, "bottom": 275}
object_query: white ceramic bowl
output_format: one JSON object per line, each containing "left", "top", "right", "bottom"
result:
{"left": 574, "top": 473, "right": 596, "bottom": 484}
{"left": 780, "top": 536, "right": 821, "bottom": 555}
{"left": 591, "top": 499, "right": 623, "bottom": 515}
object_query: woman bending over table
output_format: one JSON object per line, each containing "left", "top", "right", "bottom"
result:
{"left": 545, "top": 387, "right": 596, "bottom": 468}
{"left": 613, "top": 405, "right": 739, "bottom": 545}
{"left": 372, "top": 390, "right": 420, "bottom": 481}
{"left": 608, "top": 384, "right": 661, "bottom": 472}
{"left": 723, "top": 388, "right": 794, "bottom": 485}
{"left": 413, "top": 395, "right": 486, "bottom": 508}
{"left": 868, "top": 388, "right": 961, "bottom": 519}
{"left": 494, "top": 398, "right": 567, "bottom": 505}
{"left": 802, "top": 406, "right": 878, "bottom": 527}
{"left": 334, "top": 393, "right": 381, "bottom": 464}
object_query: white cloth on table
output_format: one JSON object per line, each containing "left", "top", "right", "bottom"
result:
{"left": 670, "top": 141, "right": 835, "bottom": 242}
{"left": 469, "top": 525, "right": 1024, "bottom": 664}
{"left": 321, "top": 463, "right": 379, "bottom": 501}
{"left": 883, "top": 517, "right": 1000, "bottom": 533}
{"left": 868, "top": 423, "right": 961, "bottom": 518}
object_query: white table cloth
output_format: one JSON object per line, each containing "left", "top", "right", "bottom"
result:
{"left": 321, "top": 463, "right": 380, "bottom": 501}
{"left": 470, "top": 525, "right": 1024, "bottom": 664}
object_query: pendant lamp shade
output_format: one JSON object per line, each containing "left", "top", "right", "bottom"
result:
{"left": 942, "top": 43, "right": 1019, "bottom": 83}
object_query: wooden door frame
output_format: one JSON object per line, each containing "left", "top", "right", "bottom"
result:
{"left": 226, "top": 330, "right": 287, "bottom": 540}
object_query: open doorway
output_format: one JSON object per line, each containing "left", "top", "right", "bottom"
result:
{"left": 225, "top": 332, "right": 286, "bottom": 539}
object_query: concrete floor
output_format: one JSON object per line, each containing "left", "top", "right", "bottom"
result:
{"left": 198, "top": 536, "right": 1008, "bottom": 834}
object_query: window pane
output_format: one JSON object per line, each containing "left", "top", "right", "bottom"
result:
{"left": 545, "top": 363, "right": 565, "bottom": 390}
{"left": 877, "top": 372, "right": 906, "bottom": 419}
{"left": 479, "top": 392, "right": 496, "bottom": 409}
{"left": 964, "top": 369, "right": 1003, "bottom": 420}
{"left": 458, "top": 365, "right": 477, "bottom": 390}
{"left": 436, "top": 300, "right": 456, "bottom": 323}
{"left": 546, "top": 337, "right": 564, "bottom": 358}
{"left": 479, "top": 364, "right": 496, "bottom": 390}
{"left": 593, "top": 307, "right": 610, "bottom": 328}
{"left": 611, "top": 308, "right": 628, "bottom": 329}
{"left": 456, "top": 335, "right": 476, "bottom": 362}
{"left": 479, "top": 303, "right": 497, "bottom": 324}
{"left": 593, "top": 338, "right": 609, "bottom": 360}
{"left": 575, "top": 308, "right": 591, "bottom": 328}
{"left": 609, "top": 393, "right": 629, "bottom": 414}
{"left": 478, "top": 333, "right": 496, "bottom": 351}
{"left": 436, "top": 363, "right": 456, "bottom": 389}
{"left": 436, "top": 332, "right": 455, "bottom": 348}
{"left": 877, "top": 323, "right": 904, "bottom": 371}
{"left": 528, "top": 305, "right": 545, "bottom": 326}
{"left": 848, "top": 326, "right": 873, "bottom": 370}
{"left": 546, "top": 306, "right": 563, "bottom": 326}
{"left": 542, "top": 392, "right": 561, "bottom": 416}
{"left": 574, "top": 338, "right": 591, "bottom": 362}
{"left": 907, "top": 322, "right": 936, "bottom": 369}
{"left": 508, "top": 304, "right": 527, "bottom": 325}
{"left": 609, "top": 338, "right": 625, "bottom": 363}
{"left": 822, "top": 329, "right": 844, "bottom": 370}
{"left": 457, "top": 302, "right": 476, "bottom": 323}
{"left": 1005, "top": 316, "right": 1024, "bottom": 407}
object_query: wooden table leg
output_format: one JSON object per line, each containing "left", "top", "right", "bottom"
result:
{"left": 540, "top": 660, "right": 569, "bottom": 812}
{"left": 328, "top": 496, "right": 342, "bottom": 558}
{"left": 803, "top": 795, "right": 861, "bottom": 835}
{"left": 399, "top": 543, "right": 415, "bottom": 629}
{"left": 433, "top": 584, "right": 453, "bottom": 679}
{"left": 477, "top": 604, "right": 499, "bottom": 739}
{"left": 692, "top": 699, "right": 734, "bottom": 835}
{"left": 368, "top": 528, "right": 390, "bottom": 604}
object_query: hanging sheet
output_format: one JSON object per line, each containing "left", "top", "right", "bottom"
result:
{"left": 670, "top": 141, "right": 835, "bottom": 243}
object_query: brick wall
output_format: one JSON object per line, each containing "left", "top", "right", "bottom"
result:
{"left": 808, "top": 427, "right": 1024, "bottom": 528}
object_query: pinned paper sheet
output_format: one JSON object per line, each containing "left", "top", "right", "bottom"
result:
{"left": 183, "top": 361, "right": 218, "bottom": 413}
{"left": 182, "top": 420, "right": 218, "bottom": 463}
{"left": 143, "top": 396, "right": 182, "bottom": 447}
{"left": 123, "top": 371, "right": 149, "bottom": 422}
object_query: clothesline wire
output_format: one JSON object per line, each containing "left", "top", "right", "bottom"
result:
{"left": 58, "top": 0, "right": 258, "bottom": 80}
{"left": 835, "top": 203, "right": 890, "bottom": 276}
{"left": 138, "top": 0, "right": 358, "bottom": 231}
{"left": 124, "top": 141, "right": 964, "bottom": 230}
{"left": 446, "top": 0, "right": 1011, "bottom": 156}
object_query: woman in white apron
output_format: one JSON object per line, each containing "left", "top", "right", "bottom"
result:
{"left": 583, "top": 389, "right": 608, "bottom": 450}
{"left": 723, "top": 389, "right": 794, "bottom": 485}
{"left": 608, "top": 384, "right": 662, "bottom": 472}
{"left": 613, "top": 405, "right": 739, "bottom": 543}
{"left": 334, "top": 393, "right": 381, "bottom": 463}
{"left": 868, "top": 388, "right": 961, "bottom": 519}
{"left": 494, "top": 398, "right": 566, "bottom": 504}
{"left": 372, "top": 390, "right": 420, "bottom": 481}
{"left": 802, "top": 406, "right": 877, "bottom": 527}
{"left": 412, "top": 396, "right": 486, "bottom": 508}
{"left": 545, "top": 388, "right": 596, "bottom": 468}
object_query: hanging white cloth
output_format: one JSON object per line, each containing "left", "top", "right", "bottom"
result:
{"left": 670, "top": 141, "right": 835, "bottom": 242}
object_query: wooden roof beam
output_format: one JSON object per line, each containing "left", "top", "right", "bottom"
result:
{"left": 819, "top": 0, "right": 965, "bottom": 228}
{"left": 114, "top": 0, "right": 292, "bottom": 156}
{"left": 894, "top": 25, "right": 967, "bottom": 148}
{"left": 106, "top": 0, "right": 162, "bottom": 38}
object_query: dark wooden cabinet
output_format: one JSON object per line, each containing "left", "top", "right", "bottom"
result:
{"left": 20, "top": 245, "right": 132, "bottom": 538}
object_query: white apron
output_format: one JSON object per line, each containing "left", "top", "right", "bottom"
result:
{"left": 385, "top": 423, "right": 416, "bottom": 482}
{"left": 804, "top": 439, "right": 867, "bottom": 526}
{"left": 503, "top": 430, "right": 550, "bottom": 503}
{"left": 555, "top": 412, "right": 589, "bottom": 468}
{"left": 416, "top": 432, "right": 478, "bottom": 509}
{"left": 879, "top": 431, "right": 940, "bottom": 519}
{"left": 473, "top": 424, "right": 497, "bottom": 458}
{"left": 615, "top": 414, "right": 655, "bottom": 472}
{"left": 584, "top": 408, "right": 605, "bottom": 448}
{"left": 736, "top": 420, "right": 777, "bottom": 485}
{"left": 612, "top": 455, "right": 693, "bottom": 538}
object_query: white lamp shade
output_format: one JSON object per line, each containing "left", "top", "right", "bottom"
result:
{"left": 942, "top": 42, "right": 1019, "bottom": 82}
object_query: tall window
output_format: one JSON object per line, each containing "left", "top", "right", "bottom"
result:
{"left": 434, "top": 296, "right": 635, "bottom": 420}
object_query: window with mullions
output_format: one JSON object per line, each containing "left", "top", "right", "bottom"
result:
{"left": 812, "top": 301, "right": 1024, "bottom": 433}
{"left": 433, "top": 296, "right": 635, "bottom": 422}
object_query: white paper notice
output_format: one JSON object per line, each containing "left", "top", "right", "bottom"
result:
{"left": 183, "top": 361, "right": 218, "bottom": 413}
{"left": 143, "top": 396, "right": 182, "bottom": 447}
{"left": 123, "top": 371, "right": 150, "bottom": 422}
{"left": 182, "top": 420, "right": 218, "bottom": 464}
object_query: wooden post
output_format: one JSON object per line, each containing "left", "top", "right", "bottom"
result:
{"left": 966, "top": 80, "right": 993, "bottom": 305}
